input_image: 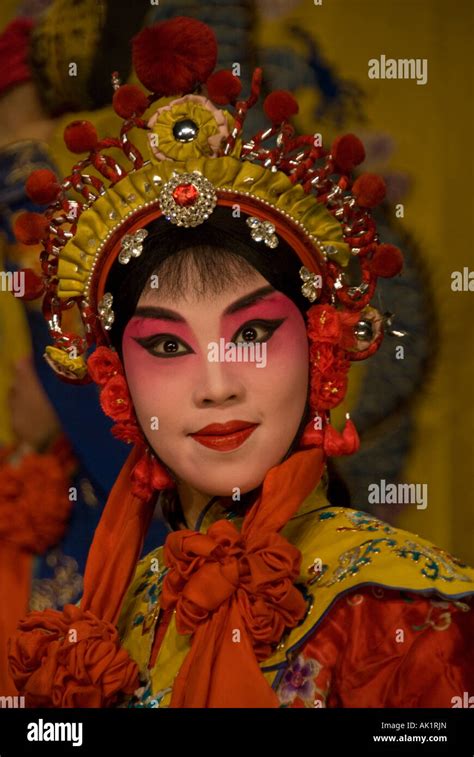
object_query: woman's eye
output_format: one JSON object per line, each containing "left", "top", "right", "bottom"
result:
{"left": 231, "top": 318, "right": 285, "bottom": 345}
{"left": 133, "top": 334, "right": 193, "bottom": 358}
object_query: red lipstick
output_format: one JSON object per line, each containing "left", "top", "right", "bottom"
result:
{"left": 189, "top": 420, "right": 259, "bottom": 451}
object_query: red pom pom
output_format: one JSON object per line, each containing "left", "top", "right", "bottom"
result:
{"left": 25, "top": 169, "right": 60, "bottom": 205}
{"left": 263, "top": 90, "right": 299, "bottom": 124}
{"left": 370, "top": 244, "right": 403, "bottom": 277}
{"left": 13, "top": 212, "right": 49, "bottom": 245}
{"left": 331, "top": 134, "right": 365, "bottom": 173}
{"left": 16, "top": 268, "right": 45, "bottom": 300}
{"left": 206, "top": 70, "right": 242, "bottom": 105}
{"left": 132, "top": 17, "right": 217, "bottom": 95}
{"left": 352, "top": 172, "right": 386, "bottom": 208}
{"left": 64, "top": 120, "right": 98, "bottom": 154}
{"left": 112, "top": 84, "right": 148, "bottom": 119}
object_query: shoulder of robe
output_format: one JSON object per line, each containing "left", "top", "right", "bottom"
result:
{"left": 262, "top": 506, "right": 474, "bottom": 670}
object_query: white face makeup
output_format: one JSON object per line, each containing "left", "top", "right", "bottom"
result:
{"left": 122, "top": 270, "right": 309, "bottom": 498}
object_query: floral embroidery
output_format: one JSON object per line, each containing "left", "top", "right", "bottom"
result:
{"left": 131, "top": 557, "right": 168, "bottom": 632}
{"left": 315, "top": 537, "right": 398, "bottom": 587}
{"left": 395, "top": 541, "right": 472, "bottom": 583}
{"left": 307, "top": 509, "right": 474, "bottom": 588}
{"left": 277, "top": 654, "right": 321, "bottom": 706}
{"left": 340, "top": 509, "right": 396, "bottom": 534}
{"left": 318, "top": 511, "right": 336, "bottom": 520}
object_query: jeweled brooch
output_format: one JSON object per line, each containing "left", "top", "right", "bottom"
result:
{"left": 158, "top": 170, "right": 217, "bottom": 227}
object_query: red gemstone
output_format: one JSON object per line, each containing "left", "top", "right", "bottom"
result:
{"left": 172, "top": 183, "right": 199, "bottom": 206}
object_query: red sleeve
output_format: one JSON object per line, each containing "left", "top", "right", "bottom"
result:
{"left": 278, "top": 586, "right": 474, "bottom": 708}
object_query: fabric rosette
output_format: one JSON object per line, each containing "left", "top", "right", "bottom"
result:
{"left": 8, "top": 604, "right": 139, "bottom": 707}
{"left": 160, "top": 520, "right": 307, "bottom": 706}
{"left": 147, "top": 94, "right": 238, "bottom": 162}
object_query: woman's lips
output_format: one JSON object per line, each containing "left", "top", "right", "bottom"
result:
{"left": 189, "top": 420, "right": 259, "bottom": 452}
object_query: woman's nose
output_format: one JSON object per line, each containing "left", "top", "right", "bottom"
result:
{"left": 191, "top": 355, "right": 245, "bottom": 407}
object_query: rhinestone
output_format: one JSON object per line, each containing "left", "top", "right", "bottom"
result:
{"left": 172, "top": 183, "right": 199, "bottom": 207}
{"left": 87, "top": 239, "right": 96, "bottom": 248}
{"left": 126, "top": 194, "right": 136, "bottom": 203}
{"left": 144, "top": 183, "right": 152, "bottom": 193}
{"left": 108, "top": 211, "right": 118, "bottom": 220}
{"left": 172, "top": 118, "right": 199, "bottom": 143}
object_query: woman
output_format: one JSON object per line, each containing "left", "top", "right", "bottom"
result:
{"left": 7, "top": 16, "right": 474, "bottom": 709}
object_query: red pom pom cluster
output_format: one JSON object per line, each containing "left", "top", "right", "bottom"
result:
{"left": 132, "top": 16, "right": 217, "bottom": 95}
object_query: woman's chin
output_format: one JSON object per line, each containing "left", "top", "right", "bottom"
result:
{"left": 168, "top": 462, "right": 271, "bottom": 499}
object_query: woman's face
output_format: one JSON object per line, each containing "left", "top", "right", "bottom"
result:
{"left": 122, "top": 266, "right": 309, "bottom": 497}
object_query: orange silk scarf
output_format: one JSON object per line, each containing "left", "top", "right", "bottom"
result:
{"left": 161, "top": 446, "right": 325, "bottom": 707}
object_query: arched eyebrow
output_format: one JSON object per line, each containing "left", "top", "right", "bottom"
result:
{"left": 133, "top": 285, "right": 276, "bottom": 322}
{"left": 223, "top": 285, "right": 275, "bottom": 315}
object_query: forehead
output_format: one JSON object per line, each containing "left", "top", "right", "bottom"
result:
{"left": 137, "top": 268, "right": 270, "bottom": 310}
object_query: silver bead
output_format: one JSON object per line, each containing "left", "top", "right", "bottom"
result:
{"left": 354, "top": 318, "right": 374, "bottom": 341}
{"left": 172, "top": 119, "right": 199, "bottom": 143}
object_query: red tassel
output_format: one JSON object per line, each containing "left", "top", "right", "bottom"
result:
{"left": 130, "top": 450, "right": 174, "bottom": 500}
{"left": 323, "top": 418, "right": 360, "bottom": 456}
{"left": 151, "top": 457, "right": 175, "bottom": 489}
{"left": 299, "top": 420, "right": 324, "bottom": 449}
